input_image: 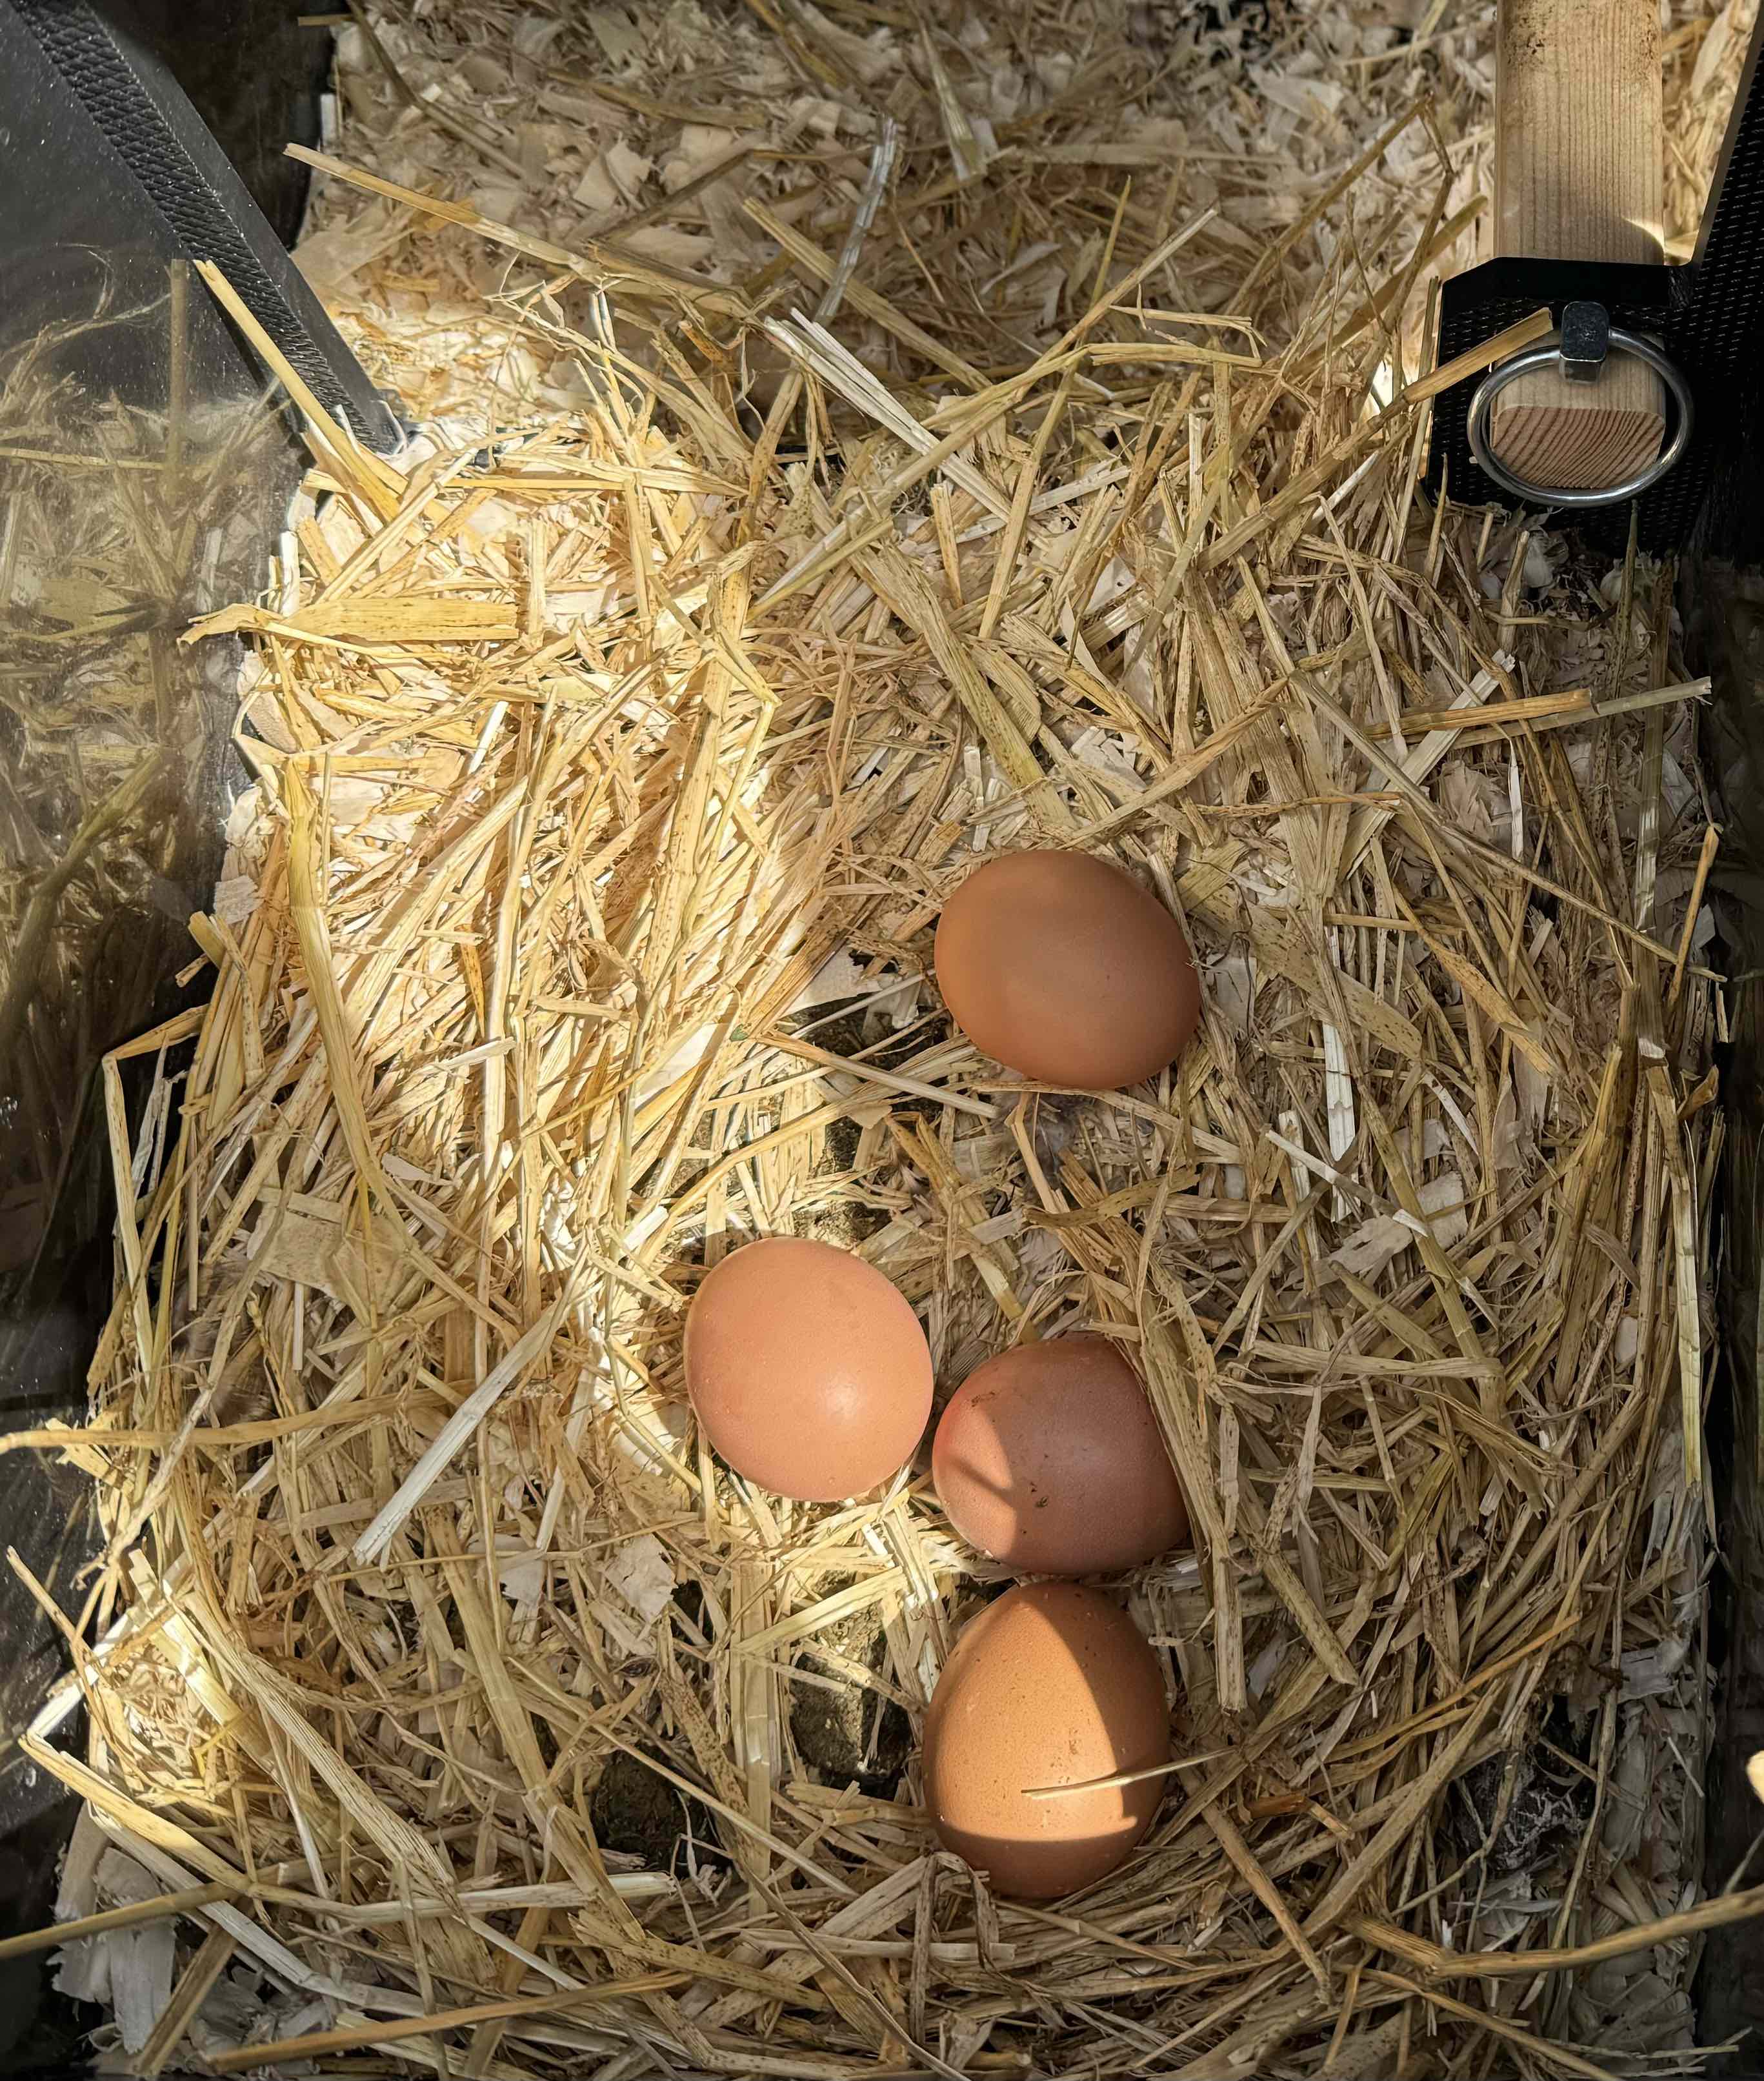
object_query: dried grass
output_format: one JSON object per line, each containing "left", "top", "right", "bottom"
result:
{"left": 0, "top": 272, "right": 290, "bottom": 1279}
{"left": 15, "top": 0, "right": 1754, "bottom": 2072}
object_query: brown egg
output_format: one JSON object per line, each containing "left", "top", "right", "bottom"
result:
{"left": 924, "top": 1582, "right": 1170, "bottom": 1898}
{"left": 934, "top": 850, "right": 1200, "bottom": 1091}
{"left": 932, "top": 1336, "right": 1189, "bottom": 1575}
{"left": 685, "top": 1237, "right": 932, "bottom": 1503}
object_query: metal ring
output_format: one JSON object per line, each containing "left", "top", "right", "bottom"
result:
{"left": 1465, "top": 327, "right": 1694, "bottom": 508}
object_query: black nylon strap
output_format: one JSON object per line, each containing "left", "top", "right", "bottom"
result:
{"left": 10, "top": 0, "right": 398, "bottom": 449}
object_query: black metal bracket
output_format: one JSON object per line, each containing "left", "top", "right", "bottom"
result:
{"left": 1430, "top": 257, "right": 1698, "bottom": 554}
{"left": 1429, "top": 0, "right": 1764, "bottom": 554}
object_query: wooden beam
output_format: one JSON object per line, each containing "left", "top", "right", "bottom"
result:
{"left": 1489, "top": 0, "right": 1665, "bottom": 490}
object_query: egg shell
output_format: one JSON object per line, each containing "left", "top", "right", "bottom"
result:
{"left": 924, "top": 1582, "right": 1170, "bottom": 1899}
{"left": 934, "top": 850, "right": 1199, "bottom": 1091}
{"left": 684, "top": 1236, "right": 932, "bottom": 1503}
{"left": 932, "top": 1335, "right": 1189, "bottom": 1574}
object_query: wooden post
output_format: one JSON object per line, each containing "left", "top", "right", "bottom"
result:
{"left": 1489, "top": 0, "right": 1665, "bottom": 490}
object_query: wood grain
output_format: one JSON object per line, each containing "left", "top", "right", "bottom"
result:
{"left": 1490, "top": 0, "right": 1665, "bottom": 490}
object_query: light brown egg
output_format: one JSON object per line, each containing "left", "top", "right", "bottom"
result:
{"left": 685, "top": 1236, "right": 932, "bottom": 1503}
{"left": 932, "top": 1336, "right": 1189, "bottom": 1575}
{"left": 924, "top": 1582, "right": 1170, "bottom": 1899}
{"left": 934, "top": 850, "right": 1200, "bottom": 1091}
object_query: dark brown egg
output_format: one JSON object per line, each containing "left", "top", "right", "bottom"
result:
{"left": 924, "top": 1582, "right": 1170, "bottom": 1899}
{"left": 934, "top": 850, "right": 1200, "bottom": 1091}
{"left": 932, "top": 1336, "right": 1189, "bottom": 1575}
{"left": 685, "top": 1237, "right": 932, "bottom": 1503}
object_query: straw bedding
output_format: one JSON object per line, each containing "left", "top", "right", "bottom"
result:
{"left": 14, "top": 0, "right": 1763, "bottom": 2072}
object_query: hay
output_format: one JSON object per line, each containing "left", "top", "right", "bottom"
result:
{"left": 15, "top": 0, "right": 1754, "bottom": 2072}
{"left": 0, "top": 272, "right": 292, "bottom": 1282}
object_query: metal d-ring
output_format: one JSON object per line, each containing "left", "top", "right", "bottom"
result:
{"left": 1466, "top": 318, "right": 1694, "bottom": 508}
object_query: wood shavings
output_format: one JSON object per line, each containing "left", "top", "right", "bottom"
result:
{"left": 20, "top": 0, "right": 1754, "bottom": 2073}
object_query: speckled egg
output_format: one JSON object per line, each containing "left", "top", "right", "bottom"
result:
{"left": 924, "top": 1582, "right": 1170, "bottom": 1899}
{"left": 684, "top": 1237, "right": 932, "bottom": 1503}
{"left": 932, "top": 1336, "right": 1189, "bottom": 1575}
{"left": 934, "top": 850, "right": 1201, "bottom": 1091}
